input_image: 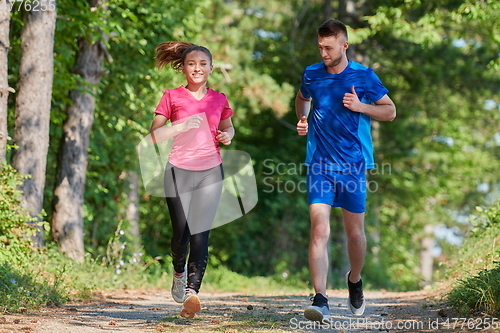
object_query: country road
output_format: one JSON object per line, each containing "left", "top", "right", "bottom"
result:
{"left": 0, "top": 286, "right": 498, "bottom": 333}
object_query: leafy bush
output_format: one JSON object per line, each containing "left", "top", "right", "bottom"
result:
{"left": 0, "top": 163, "right": 68, "bottom": 313}
{"left": 447, "top": 201, "right": 500, "bottom": 317}
{"left": 0, "top": 163, "right": 37, "bottom": 262}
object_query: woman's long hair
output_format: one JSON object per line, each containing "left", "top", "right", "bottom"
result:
{"left": 155, "top": 41, "right": 212, "bottom": 71}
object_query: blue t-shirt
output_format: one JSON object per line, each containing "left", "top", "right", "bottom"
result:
{"left": 300, "top": 60, "right": 389, "bottom": 172}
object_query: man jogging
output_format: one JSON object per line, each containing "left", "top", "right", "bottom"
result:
{"left": 296, "top": 19, "right": 396, "bottom": 322}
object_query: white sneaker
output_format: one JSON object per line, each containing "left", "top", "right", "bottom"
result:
{"left": 304, "top": 293, "right": 331, "bottom": 323}
{"left": 346, "top": 271, "right": 366, "bottom": 316}
{"left": 171, "top": 269, "right": 187, "bottom": 303}
{"left": 180, "top": 288, "right": 201, "bottom": 318}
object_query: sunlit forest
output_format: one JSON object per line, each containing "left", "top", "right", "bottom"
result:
{"left": 1, "top": 0, "right": 499, "bottom": 295}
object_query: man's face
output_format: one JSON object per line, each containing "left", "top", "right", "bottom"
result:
{"left": 318, "top": 35, "right": 348, "bottom": 68}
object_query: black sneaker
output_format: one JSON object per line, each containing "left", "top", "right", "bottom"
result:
{"left": 346, "top": 271, "right": 366, "bottom": 316}
{"left": 304, "top": 293, "right": 331, "bottom": 322}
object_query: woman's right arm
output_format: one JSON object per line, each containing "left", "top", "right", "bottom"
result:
{"left": 149, "top": 114, "right": 202, "bottom": 144}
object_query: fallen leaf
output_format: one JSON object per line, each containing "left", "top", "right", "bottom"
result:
{"left": 155, "top": 324, "right": 166, "bottom": 332}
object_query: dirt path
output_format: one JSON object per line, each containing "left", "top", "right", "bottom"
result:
{"left": 0, "top": 286, "right": 498, "bottom": 333}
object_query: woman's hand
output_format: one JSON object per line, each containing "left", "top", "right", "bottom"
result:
{"left": 216, "top": 129, "right": 232, "bottom": 145}
{"left": 180, "top": 115, "right": 203, "bottom": 132}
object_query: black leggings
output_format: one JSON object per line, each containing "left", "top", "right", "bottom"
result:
{"left": 164, "top": 163, "right": 223, "bottom": 292}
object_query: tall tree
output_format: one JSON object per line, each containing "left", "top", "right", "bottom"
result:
{"left": 0, "top": 0, "right": 11, "bottom": 162}
{"left": 52, "top": 0, "right": 107, "bottom": 262}
{"left": 11, "top": 0, "right": 57, "bottom": 247}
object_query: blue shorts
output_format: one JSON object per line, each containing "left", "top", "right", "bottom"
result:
{"left": 306, "top": 167, "right": 367, "bottom": 213}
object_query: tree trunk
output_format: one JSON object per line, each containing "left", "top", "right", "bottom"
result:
{"left": 52, "top": 0, "right": 106, "bottom": 262}
{"left": 125, "top": 171, "right": 142, "bottom": 252}
{"left": 420, "top": 224, "right": 435, "bottom": 284}
{"left": 323, "top": 0, "right": 333, "bottom": 21}
{"left": 0, "top": 0, "right": 11, "bottom": 163}
{"left": 11, "top": 0, "right": 57, "bottom": 247}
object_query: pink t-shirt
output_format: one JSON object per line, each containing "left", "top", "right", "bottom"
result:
{"left": 154, "top": 86, "right": 234, "bottom": 171}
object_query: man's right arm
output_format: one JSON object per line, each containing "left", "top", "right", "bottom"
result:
{"left": 295, "top": 91, "right": 311, "bottom": 136}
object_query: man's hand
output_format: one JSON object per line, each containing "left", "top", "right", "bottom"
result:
{"left": 297, "top": 116, "right": 308, "bottom": 136}
{"left": 343, "top": 86, "right": 362, "bottom": 112}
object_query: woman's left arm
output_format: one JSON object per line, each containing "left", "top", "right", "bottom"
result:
{"left": 216, "top": 117, "right": 234, "bottom": 145}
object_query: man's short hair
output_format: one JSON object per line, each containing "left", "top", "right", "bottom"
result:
{"left": 318, "top": 20, "right": 348, "bottom": 40}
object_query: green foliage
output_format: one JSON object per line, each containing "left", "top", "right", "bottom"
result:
{"left": 0, "top": 262, "right": 67, "bottom": 313}
{"left": 472, "top": 203, "right": 500, "bottom": 233}
{"left": 203, "top": 265, "right": 308, "bottom": 294}
{"left": 0, "top": 243, "right": 162, "bottom": 313}
{"left": 0, "top": 165, "right": 61, "bottom": 313}
{"left": 447, "top": 202, "right": 500, "bottom": 279}
{"left": 353, "top": 0, "right": 500, "bottom": 289}
{"left": 448, "top": 264, "right": 500, "bottom": 317}
{"left": 33, "top": 245, "right": 165, "bottom": 292}
{"left": 0, "top": 163, "right": 37, "bottom": 262}
{"left": 447, "top": 201, "right": 500, "bottom": 316}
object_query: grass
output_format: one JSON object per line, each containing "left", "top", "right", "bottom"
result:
{"left": 156, "top": 312, "right": 294, "bottom": 333}
{"left": 202, "top": 265, "right": 309, "bottom": 295}
{"left": 448, "top": 264, "right": 500, "bottom": 317}
{"left": 0, "top": 261, "right": 67, "bottom": 313}
{"left": 0, "top": 247, "right": 310, "bottom": 333}
{"left": 445, "top": 202, "right": 500, "bottom": 318}
{"left": 0, "top": 245, "right": 310, "bottom": 314}
{"left": 155, "top": 295, "right": 299, "bottom": 333}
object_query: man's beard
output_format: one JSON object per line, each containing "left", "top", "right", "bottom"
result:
{"left": 325, "top": 56, "right": 342, "bottom": 67}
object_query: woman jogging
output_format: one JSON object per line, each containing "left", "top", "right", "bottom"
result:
{"left": 150, "top": 41, "right": 235, "bottom": 318}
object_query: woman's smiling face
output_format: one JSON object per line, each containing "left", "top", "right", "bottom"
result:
{"left": 182, "top": 50, "right": 213, "bottom": 86}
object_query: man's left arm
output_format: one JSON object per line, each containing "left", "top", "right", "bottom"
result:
{"left": 343, "top": 86, "right": 396, "bottom": 121}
